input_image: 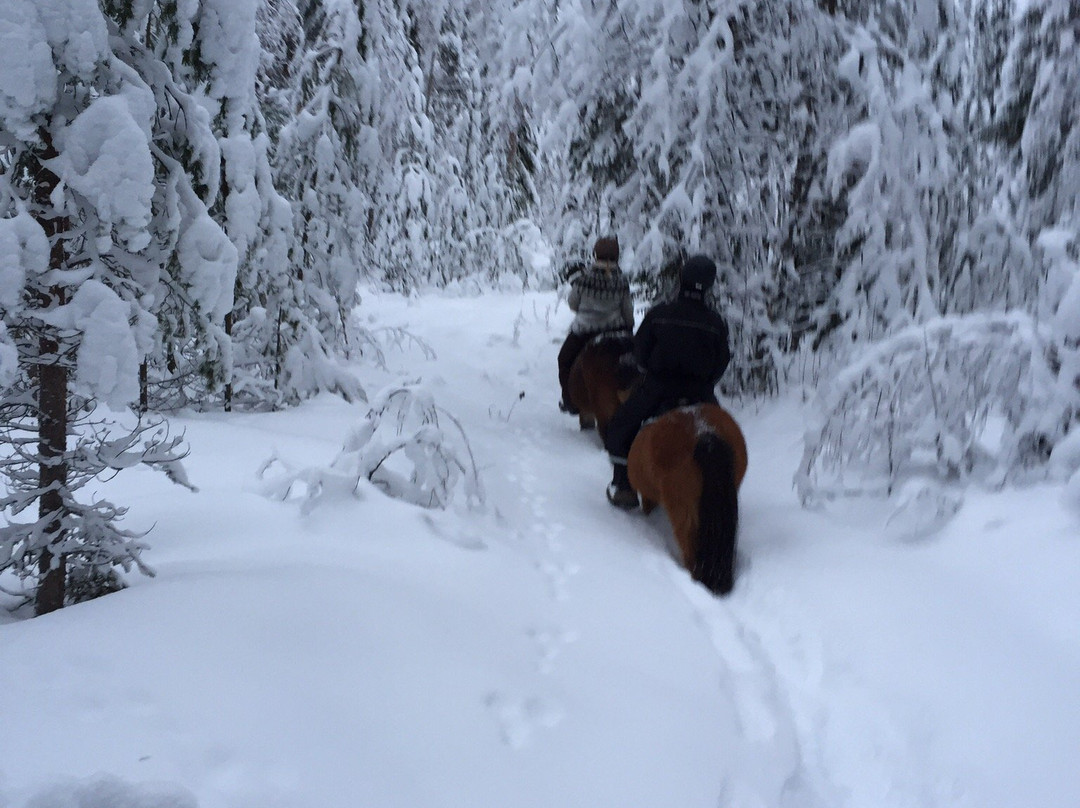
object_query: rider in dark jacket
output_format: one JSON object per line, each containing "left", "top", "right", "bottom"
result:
{"left": 604, "top": 254, "right": 731, "bottom": 508}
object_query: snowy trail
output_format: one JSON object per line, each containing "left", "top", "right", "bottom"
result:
{"left": 416, "top": 288, "right": 965, "bottom": 808}
{"left": 385, "top": 290, "right": 913, "bottom": 806}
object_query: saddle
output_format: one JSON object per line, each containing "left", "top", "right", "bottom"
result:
{"left": 645, "top": 393, "right": 717, "bottom": 426}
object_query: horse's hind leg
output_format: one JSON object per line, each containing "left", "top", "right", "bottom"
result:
{"left": 578, "top": 413, "right": 596, "bottom": 431}
{"left": 596, "top": 420, "right": 608, "bottom": 444}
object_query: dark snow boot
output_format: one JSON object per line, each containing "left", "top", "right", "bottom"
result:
{"left": 606, "top": 463, "right": 638, "bottom": 510}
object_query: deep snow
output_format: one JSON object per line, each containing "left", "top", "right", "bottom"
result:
{"left": 2, "top": 286, "right": 1079, "bottom": 808}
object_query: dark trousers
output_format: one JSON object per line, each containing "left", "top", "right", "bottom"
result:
{"left": 557, "top": 331, "right": 592, "bottom": 404}
{"left": 604, "top": 374, "right": 717, "bottom": 463}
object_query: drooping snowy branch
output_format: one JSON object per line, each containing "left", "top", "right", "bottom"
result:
{"left": 258, "top": 383, "right": 484, "bottom": 513}
{"left": 796, "top": 312, "right": 1062, "bottom": 506}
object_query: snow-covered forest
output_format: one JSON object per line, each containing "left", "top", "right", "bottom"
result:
{"left": 1, "top": 0, "right": 1079, "bottom": 805}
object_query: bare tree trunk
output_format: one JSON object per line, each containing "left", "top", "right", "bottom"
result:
{"left": 139, "top": 360, "right": 148, "bottom": 415}
{"left": 224, "top": 310, "right": 233, "bottom": 412}
{"left": 36, "top": 317, "right": 68, "bottom": 615}
{"left": 32, "top": 133, "right": 69, "bottom": 615}
{"left": 274, "top": 305, "right": 284, "bottom": 392}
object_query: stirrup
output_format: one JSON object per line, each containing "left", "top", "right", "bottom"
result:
{"left": 606, "top": 484, "right": 638, "bottom": 510}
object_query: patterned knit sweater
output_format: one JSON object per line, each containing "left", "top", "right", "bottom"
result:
{"left": 567, "top": 260, "right": 634, "bottom": 335}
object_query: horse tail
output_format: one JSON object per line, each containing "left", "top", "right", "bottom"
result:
{"left": 693, "top": 432, "right": 739, "bottom": 596}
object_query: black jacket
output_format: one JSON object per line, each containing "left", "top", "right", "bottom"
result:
{"left": 633, "top": 293, "right": 731, "bottom": 386}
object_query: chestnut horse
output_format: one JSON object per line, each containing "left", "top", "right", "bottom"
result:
{"left": 566, "top": 333, "right": 640, "bottom": 440}
{"left": 628, "top": 404, "right": 748, "bottom": 595}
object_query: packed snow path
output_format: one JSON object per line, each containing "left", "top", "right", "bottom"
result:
{"left": 393, "top": 291, "right": 951, "bottom": 808}
{"left": 2, "top": 288, "right": 1078, "bottom": 808}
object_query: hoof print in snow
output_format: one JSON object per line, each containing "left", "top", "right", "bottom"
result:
{"left": 527, "top": 626, "right": 579, "bottom": 674}
{"left": 485, "top": 691, "right": 564, "bottom": 749}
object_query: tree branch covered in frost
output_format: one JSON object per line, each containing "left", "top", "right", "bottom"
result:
{"left": 796, "top": 312, "right": 1063, "bottom": 505}
{"left": 0, "top": 410, "right": 194, "bottom": 606}
{"left": 258, "top": 383, "right": 484, "bottom": 513}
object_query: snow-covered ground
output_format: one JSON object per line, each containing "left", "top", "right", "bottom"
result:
{"left": 2, "top": 286, "right": 1079, "bottom": 808}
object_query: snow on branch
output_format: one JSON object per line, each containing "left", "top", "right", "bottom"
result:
{"left": 0, "top": 412, "right": 195, "bottom": 604}
{"left": 796, "top": 312, "right": 1062, "bottom": 507}
{"left": 258, "top": 383, "right": 484, "bottom": 513}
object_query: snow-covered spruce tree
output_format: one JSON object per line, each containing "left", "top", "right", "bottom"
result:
{"left": 815, "top": 3, "right": 965, "bottom": 350}
{"left": 364, "top": 1, "right": 445, "bottom": 292}
{"left": 107, "top": 0, "right": 303, "bottom": 412}
{"left": 994, "top": 0, "right": 1080, "bottom": 246}
{"left": 97, "top": 0, "right": 240, "bottom": 414}
{"left": 164, "top": 0, "right": 306, "bottom": 411}
{"left": 270, "top": 0, "right": 373, "bottom": 403}
{"left": 797, "top": 0, "right": 1079, "bottom": 504}
{"left": 252, "top": 0, "right": 372, "bottom": 407}
{"left": 540, "top": 0, "right": 852, "bottom": 392}
{"left": 990, "top": 0, "right": 1080, "bottom": 454}
{"left": 707, "top": 0, "right": 854, "bottom": 392}
{"left": 430, "top": 0, "right": 540, "bottom": 288}
{"left": 943, "top": 0, "right": 1038, "bottom": 317}
{"left": 423, "top": 4, "right": 487, "bottom": 285}
{"left": 257, "top": 0, "right": 304, "bottom": 139}
{"left": 0, "top": 0, "right": 208, "bottom": 613}
{"left": 817, "top": 0, "right": 1044, "bottom": 345}
{"left": 445, "top": 0, "right": 547, "bottom": 286}
{"left": 540, "top": 0, "right": 640, "bottom": 265}
{"left": 777, "top": 5, "right": 862, "bottom": 357}
{"left": 477, "top": 0, "right": 568, "bottom": 276}
{"left": 364, "top": 1, "right": 536, "bottom": 291}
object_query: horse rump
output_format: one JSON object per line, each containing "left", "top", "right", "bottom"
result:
{"left": 628, "top": 404, "right": 746, "bottom": 596}
{"left": 567, "top": 333, "right": 637, "bottom": 439}
{"left": 692, "top": 432, "right": 739, "bottom": 595}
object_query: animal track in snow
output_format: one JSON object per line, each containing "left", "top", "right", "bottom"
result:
{"left": 527, "top": 626, "right": 579, "bottom": 674}
{"left": 488, "top": 426, "right": 578, "bottom": 753}
{"left": 485, "top": 691, "right": 565, "bottom": 749}
{"left": 536, "top": 557, "right": 580, "bottom": 602}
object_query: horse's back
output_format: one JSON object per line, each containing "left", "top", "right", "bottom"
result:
{"left": 629, "top": 404, "right": 747, "bottom": 489}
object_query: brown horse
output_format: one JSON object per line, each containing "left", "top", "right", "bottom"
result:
{"left": 566, "top": 334, "right": 640, "bottom": 440}
{"left": 627, "top": 404, "right": 748, "bottom": 595}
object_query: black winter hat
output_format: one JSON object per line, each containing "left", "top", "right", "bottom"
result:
{"left": 680, "top": 254, "right": 717, "bottom": 293}
{"left": 593, "top": 236, "right": 620, "bottom": 262}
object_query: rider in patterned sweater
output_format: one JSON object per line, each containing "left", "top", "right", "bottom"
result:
{"left": 603, "top": 254, "right": 731, "bottom": 509}
{"left": 557, "top": 236, "right": 634, "bottom": 414}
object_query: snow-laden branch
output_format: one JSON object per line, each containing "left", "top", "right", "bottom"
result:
{"left": 258, "top": 382, "right": 484, "bottom": 513}
{"left": 796, "top": 312, "right": 1063, "bottom": 507}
